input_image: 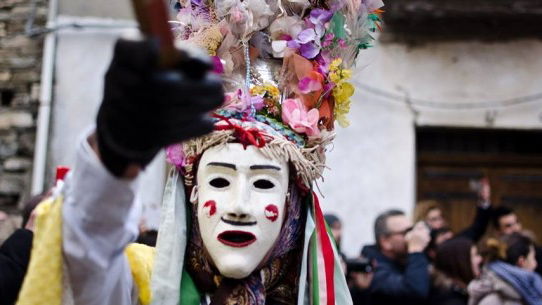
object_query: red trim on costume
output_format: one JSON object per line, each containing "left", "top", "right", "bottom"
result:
{"left": 55, "top": 166, "right": 70, "bottom": 181}
{"left": 213, "top": 114, "right": 266, "bottom": 148}
{"left": 313, "top": 192, "right": 336, "bottom": 305}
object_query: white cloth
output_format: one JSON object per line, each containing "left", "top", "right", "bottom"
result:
{"left": 62, "top": 130, "right": 141, "bottom": 305}
{"left": 150, "top": 169, "right": 187, "bottom": 305}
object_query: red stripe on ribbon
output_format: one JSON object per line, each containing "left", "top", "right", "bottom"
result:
{"left": 312, "top": 192, "right": 336, "bottom": 305}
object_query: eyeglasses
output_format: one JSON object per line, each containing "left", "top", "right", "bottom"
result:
{"left": 502, "top": 222, "right": 520, "bottom": 229}
{"left": 427, "top": 216, "right": 443, "bottom": 222}
{"left": 386, "top": 226, "right": 413, "bottom": 237}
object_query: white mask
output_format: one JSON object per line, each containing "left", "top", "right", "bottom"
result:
{"left": 192, "top": 143, "right": 289, "bottom": 279}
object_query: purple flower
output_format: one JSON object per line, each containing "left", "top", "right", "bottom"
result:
{"left": 299, "top": 42, "right": 320, "bottom": 59}
{"left": 309, "top": 9, "right": 333, "bottom": 25}
{"left": 287, "top": 39, "right": 300, "bottom": 49}
{"left": 282, "top": 8, "right": 333, "bottom": 59}
{"left": 287, "top": 32, "right": 320, "bottom": 59}
{"left": 315, "top": 52, "right": 331, "bottom": 74}
{"left": 297, "top": 29, "right": 316, "bottom": 44}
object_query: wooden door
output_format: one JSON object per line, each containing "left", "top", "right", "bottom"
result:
{"left": 416, "top": 127, "right": 542, "bottom": 242}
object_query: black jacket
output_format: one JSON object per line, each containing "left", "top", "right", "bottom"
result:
{"left": 456, "top": 205, "right": 492, "bottom": 243}
{"left": 0, "top": 229, "right": 33, "bottom": 305}
{"left": 429, "top": 269, "right": 468, "bottom": 305}
{"left": 535, "top": 245, "right": 542, "bottom": 277}
{"left": 362, "top": 245, "right": 430, "bottom": 305}
{"left": 429, "top": 286, "right": 468, "bottom": 305}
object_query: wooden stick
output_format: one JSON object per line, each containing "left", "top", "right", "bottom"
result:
{"left": 130, "top": 0, "right": 181, "bottom": 67}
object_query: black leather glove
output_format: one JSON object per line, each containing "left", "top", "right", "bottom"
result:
{"left": 96, "top": 38, "right": 223, "bottom": 177}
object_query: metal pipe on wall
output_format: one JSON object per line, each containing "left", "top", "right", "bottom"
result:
{"left": 31, "top": 0, "right": 58, "bottom": 195}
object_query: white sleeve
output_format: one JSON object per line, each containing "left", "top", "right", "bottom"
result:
{"left": 62, "top": 130, "right": 141, "bottom": 305}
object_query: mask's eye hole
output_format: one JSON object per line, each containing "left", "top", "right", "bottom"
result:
{"left": 254, "top": 179, "right": 274, "bottom": 189}
{"left": 210, "top": 178, "right": 230, "bottom": 188}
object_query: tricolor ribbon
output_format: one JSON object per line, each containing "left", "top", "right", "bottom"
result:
{"left": 310, "top": 191, "right": 336, "bottom": 305}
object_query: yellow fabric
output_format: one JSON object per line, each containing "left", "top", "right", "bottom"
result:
{"left": 16, "top": 196, "right": 64, "bottom": 305}
{"left": 15, "top": 195, "right": 157, "bottom": 305}
{"left": 125, "top": 243, "right": 156, "bottom": 305}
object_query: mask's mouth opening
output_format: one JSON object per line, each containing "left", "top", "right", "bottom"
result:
{"left": 218, "top": 231, "right": 257, "bottom": 248}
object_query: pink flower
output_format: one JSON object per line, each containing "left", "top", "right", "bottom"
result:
{"left": 230, "top": 6, "right": 247, "bottom": 24}
{"left": 166, "top": 144, "right": 186, "bottom": 168}
{"left": 212, "top": 56, "right": 224, "bottom": 74}
{"left": 322, "top": 33, "right": 334, "bottom": 47}
{"left": 298, "top": 76, "right": 323, "bottom": 94}
{"left": 281, "top": 98, "right": 320, "bottom": 136}
{"left": 223, "top": 89, "right": 264, "bottom": 115}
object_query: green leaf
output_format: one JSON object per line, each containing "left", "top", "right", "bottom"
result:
{"left": 330, "top": 13, "right": 347, "bottom": 39}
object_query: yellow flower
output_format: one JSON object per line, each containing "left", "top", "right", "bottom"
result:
{"left": 336, "top": 113, "right": 350, "bottom": 128}
{"left": 329, "top": 71, "right": 340, "bottom": 84}
{"left": 330, "top": 58, "right": 343, "bottom": 71}
{"left": 333, "top": 82, "right": 354, "bottom": 103}
{"left": 251, "top": 84, "right": 280, "bottom": 101}
{"left": 267, "top": 85, "right": 280, "bottom": 99}
{"left": 328, "top": 58, "right": 355, "bottom": 128}
{"left": 341, "top": 69, "right": 352, "bottom": 80}
{"left": 250, "top": 86, "right": 266, "bottom": 96}
{"left": 334, "top": 98, "right": 351, "bottom": 127}
{"left": 332, "top": 81, "right": 354, "bottom": 128}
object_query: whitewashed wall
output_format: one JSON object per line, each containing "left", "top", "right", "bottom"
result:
{"left": 47, "top": 0, "right": 542, "bottom": 256}
{"left": 320, "top": 39, "right": 542, "bottom": 257}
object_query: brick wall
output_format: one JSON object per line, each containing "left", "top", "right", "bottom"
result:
{"left": 0, "top": 0, "right": 48, "bottom": 242}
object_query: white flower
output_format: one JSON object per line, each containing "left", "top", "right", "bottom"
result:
{"left": 271, "top": 40, "right": 288, "bottom": 57}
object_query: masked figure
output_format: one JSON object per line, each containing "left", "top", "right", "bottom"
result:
{"left": 16, "top": 0, "right": 383, "bottom": 304}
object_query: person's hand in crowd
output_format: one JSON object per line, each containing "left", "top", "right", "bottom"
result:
{"left": 94, "top": 38, "right": 224, "bottom": 178}
{"left": 350, "top": 271, "right": 374, "bottom": 290}
{"left": 24, "top": 209, "right": 37, "bottom": 232}
{"left": 406, "top": 221, "right": 430, "bottom": 253}
{"left": 478, "top": 177, "right": 491, "bottom": 207}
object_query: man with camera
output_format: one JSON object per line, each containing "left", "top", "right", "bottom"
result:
{"left": 361, "top": 209, "right": 431, "bottom": 305}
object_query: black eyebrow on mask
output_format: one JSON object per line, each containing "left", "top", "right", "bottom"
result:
{"left": 207, "top": 162, "right": 236, "bottom": 170}
{"left": 250, "top": 165, "right": 281, "bottom": 171}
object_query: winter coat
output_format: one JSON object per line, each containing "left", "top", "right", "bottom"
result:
{"left": 362, "top": 245, "right": 430, "bottom": 305}
{"left": 468, "top": 270, "right": 524, "bottom": 305}
{"left": 429, "top": 268, "right": 469, "bottom": 305}
{"left": 0, "top": 229, "right": 33, "bottom": 305}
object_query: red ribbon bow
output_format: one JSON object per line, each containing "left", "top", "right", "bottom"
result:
{"left": 213, "top": 114, "right": 267, "bottom": 148}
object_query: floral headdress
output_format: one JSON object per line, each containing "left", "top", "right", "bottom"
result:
{"left": 167, "top": 0, "right": 383, "bottom": 187}
{"left": 157, "top": 2, "right": 384, "bottom": 305}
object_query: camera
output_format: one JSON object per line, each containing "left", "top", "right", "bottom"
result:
{"left": 346, "top": 257, "right": 373, "bottom": 274}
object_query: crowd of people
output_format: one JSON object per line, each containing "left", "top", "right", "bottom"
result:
{"left": 2, "top": 173, "right": 542, "bottom": 305}
{"left": 2, "top": 178, "right": 542, "bottom": 305}
{"left": 332, "top": 180, "right": 542, "bottom": 305}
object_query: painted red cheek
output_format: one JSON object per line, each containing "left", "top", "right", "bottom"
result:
{"left": 203, "top": 200, "right": 217, "bottom": 217}
{"left": 265, "top": 204, "right": 279, "bottom": 222}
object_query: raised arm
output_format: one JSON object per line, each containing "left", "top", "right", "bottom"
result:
{"left": 61, "top": 38, "right": 223, "bottom": 305}
{"left": 458, "top": 177, "right": 492, "bottom": 242}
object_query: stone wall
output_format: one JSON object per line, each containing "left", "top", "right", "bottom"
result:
{"left": 0, "top": 0, "right": 48, "bottom": 241}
